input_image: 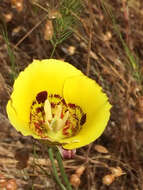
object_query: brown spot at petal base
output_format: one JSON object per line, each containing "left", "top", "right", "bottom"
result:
{"left": 36, "top": 91, "right": 47, "bottom": 103}
{"left": 80, "top": 114, "right": 86, "bottom": 125}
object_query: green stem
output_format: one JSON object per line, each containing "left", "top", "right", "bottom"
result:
{"left": 55, "top": 148, "right": 73, "bottom": 190}
{"left": 48, "top": 147, "right": 66, "bottom": 190}
{"left": 50, "top": 43, "right": 57, "bottom": 58}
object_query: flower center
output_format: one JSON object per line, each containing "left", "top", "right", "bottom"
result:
{"left": 29, "top": 91, "right": 86, "bottom": 142}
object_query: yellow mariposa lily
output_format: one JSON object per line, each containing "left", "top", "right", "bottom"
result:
{"left": 6, "top": 59, "right": 111, "bottom": 149}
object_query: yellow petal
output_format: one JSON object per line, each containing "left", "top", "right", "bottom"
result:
{"left": 6, "top": 59, "right": 82, "bottom": 136}
{"left": 7, "top": 100, "right": 40, "bottom": 138}
{"left": 59, "top": 75, "right": 111, "bottom": 149}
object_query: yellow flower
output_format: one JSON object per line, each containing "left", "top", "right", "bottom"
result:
{"left": 6, "top": 59, "right": 111, "bottom": 149}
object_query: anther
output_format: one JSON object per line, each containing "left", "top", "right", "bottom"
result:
{"left": 54, "top": 105, "right": 62, "bottom": 120}
{"left": 44, "top": 99, "right": 52, "bottom": 127}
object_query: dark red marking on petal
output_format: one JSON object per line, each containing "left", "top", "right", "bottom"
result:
{"left": 63, "top": 131, "right": 69, "bottom": 136}
{"left": 38, "top": 120, "right": 43, "bottom": 125}
{"left": 36, "top": 107, "right": 44, "bottom": 113}
{"left": 51, "top": 102, "right": 56, "bottom": 108}
{"left": 61, "top": 111, "right": 64, "bottom": 119}
{"left": 80, "top": 114, "right": 86, "bottom": 125}
{"left": 36, "top": 91, "right": 47, "bottom": 104}
{"left": 61, "top": 99, "right": 66, "bottom": 105}
{"left": 63, "top": 128, "right": 69, "bottom": 135}
{"left": 34, "top": 122, "right": 41, "bottom": 129}
{"left": 68, "top": 103, "right": 76, "bottom": 109}
{"left": 77, "top": 106, "right": 82, "bottom": 113}
{"left": 30, "top": 113, "right": 32, "bottom": 120}
{"left": 34, "top": 122, "right": 41, "bottom": 130}
{"left": 34, "top": 122, "right": 43, "bottom": 134}
{"left": 32, "top": 101, "right": 36, "bottom": 106}
{"left": 63, "top": 125, "right": 70, "bottom": 135}
{"left": 71, "top": 125, "right": 76, "bottom": 131}
{"left": 63, "top": 126, "right": 70, "bottom": 131}
{"left": 65, "top": 120, "right": 70, "bottom": 126}
{"left": 72, "top": 114, "right": 79, "bottom": 120}
{"left": 54, "top": 94, "right": 61, "bottom": 98}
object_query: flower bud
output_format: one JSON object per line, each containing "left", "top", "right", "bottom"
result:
{"left": 5, "top": 179, "right": 17, "bottom": 190}
{"left": 110, "top": 166, "right": 124, "bottom": 177}
{"left": 70, "top": 174, "right": 80, "bottom": 187}
{"left": 58, "top": 147, "right": 76, "bottom": 159}
{"left": 3, "top": 13, "right": 13, "bottom": 23}
{"left": 0, "top": 174, "right": 7, "bottom": 188}
{"left": 11, "top": 0, "right": 23, "bottom": 12}
{"left": 102, "top": 174, "right": 115, "bottom": 186}
{"left": 44, "top": 20, "right": 53, "bottom": 41}
{"left": 67, "top": 46, "right": 76, "bottom": 55}
{"left": 94, "top": 145, "right": 108, "bottom": 154}
{"left": 75, "top": 165, "right": 85, "bottom": 177}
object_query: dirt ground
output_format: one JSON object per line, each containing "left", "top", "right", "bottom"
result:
{"left": 0, "top": 0, "right": 143, "bottom": 189}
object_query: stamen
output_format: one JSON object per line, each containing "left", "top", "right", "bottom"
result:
{"left": 54, "top": 111, "right": 69, "bottom": 132}
{"left": 54, "top": 105, "right": 62, "bottom": 120}
{"left": 49, "top": 118, "right": 57, "bottom": 128}
{"left": 44, "top": 99, "right": 52, "bottom": 124}
{"left": 54, "top": 119, "right": 64, "bottom": 131}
